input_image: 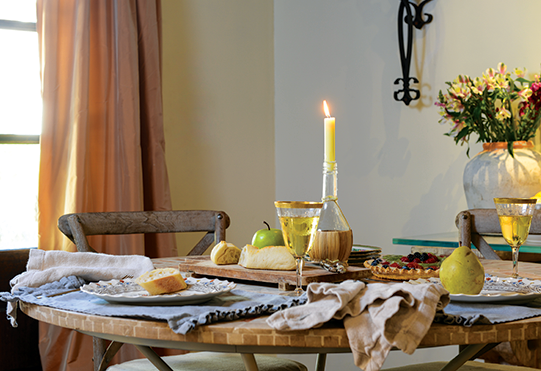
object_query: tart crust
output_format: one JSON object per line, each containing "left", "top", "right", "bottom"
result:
{"left": 364, "top": 259, "right": 440, "bottom": 281}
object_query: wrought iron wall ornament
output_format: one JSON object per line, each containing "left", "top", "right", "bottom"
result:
{"left": 394, "top": 0, "right": 434, "bottom": 105}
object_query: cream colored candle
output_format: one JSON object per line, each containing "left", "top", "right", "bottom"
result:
{"left": 323, "top": 100, "right": 335, "bottom": 162}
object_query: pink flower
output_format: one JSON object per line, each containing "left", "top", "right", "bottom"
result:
{"left": 484, "top": 68, "right": 497, "bottom": 79}
{"left": 518, "top": 86, "right": 532, "bottom": 101}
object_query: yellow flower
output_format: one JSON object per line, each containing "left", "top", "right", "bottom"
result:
{"left": 471, "top": 78, "right": 486, "bottom": 94}
{"left": 496, "top": 106, "right": 511, "bottom": 121}
{"left": 514, "top": 68, "right": 526, "bottom": 78}
{"left": 449, "top": 83, "right": 471, "bottom": 101}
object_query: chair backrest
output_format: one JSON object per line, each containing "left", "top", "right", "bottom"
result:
{"left": 455, "top": 208, "right": 541, "bottom": 260}
{"left": 58, "top": 210, "right": 230, "bottom": 256}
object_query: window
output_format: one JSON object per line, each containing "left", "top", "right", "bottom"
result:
{"left": 0, "top": 0, "right": 41, "bottom": 249}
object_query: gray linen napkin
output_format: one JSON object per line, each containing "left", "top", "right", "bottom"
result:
{"left": 4, "top": 249, "right": 154, "bottom": 326}
{"left": 266, "top": 280, "right": 449, "bottom": 371}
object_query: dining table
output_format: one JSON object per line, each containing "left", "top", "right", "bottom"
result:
{"left": 16, "top": 257, "right": 541, "bottom": 371}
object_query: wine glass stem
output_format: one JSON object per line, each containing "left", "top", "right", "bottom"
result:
{"left": 294, "top": 257, "right": 304, "bottom": 295}
{"left": 512, "top": 245, "right": 520, "bottom": 278}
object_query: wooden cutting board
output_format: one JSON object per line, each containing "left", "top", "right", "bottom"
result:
{"left": 177, "top": 256, "right": 372, "bottom": 290}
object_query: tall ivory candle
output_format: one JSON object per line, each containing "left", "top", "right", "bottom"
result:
{"left": 323, "top": 100, "right": 335, "bottom": 162}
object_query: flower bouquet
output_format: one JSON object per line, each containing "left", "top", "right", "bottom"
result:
{"left": 436, "top": 63, "right": 541, "bottom": 157}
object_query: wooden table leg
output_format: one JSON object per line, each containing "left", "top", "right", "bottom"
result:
{"left": 440, "top": 343, "right": 487, "bottom": 371}
{"left": 93, "top": 337, "right": 107, "bottom": 371}
{"left": 315, "top": 353, "right": 327, "bottom": 371}
{"left": 241, "top": 353, "right": 259, "bottom": 371}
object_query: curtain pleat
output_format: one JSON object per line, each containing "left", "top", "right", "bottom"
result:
{"left": 36, "top": 0, "right": 177, "bottom": 369}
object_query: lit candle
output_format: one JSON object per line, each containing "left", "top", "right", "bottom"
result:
{"left": 323, "top": 100, "right": 335, "bottom": 162}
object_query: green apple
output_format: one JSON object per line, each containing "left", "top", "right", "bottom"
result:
{"left": 251, "top": 221, "right": 285, "bottom": 248}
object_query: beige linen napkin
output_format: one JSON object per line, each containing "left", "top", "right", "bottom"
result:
{"left": 10, "top": 249, "right": 155, "bottom": 292}
{"left": 267, "top": 280, "right": 449, "bottom": 371}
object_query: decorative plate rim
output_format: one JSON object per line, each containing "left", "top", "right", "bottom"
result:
{"left": 409, "top": 274, "right": 541, "bottom": 303}
{"left": 81, "top": 277, "right": 236, "bottom": 300}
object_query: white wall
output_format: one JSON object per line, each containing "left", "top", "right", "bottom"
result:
{"left": 274, "top": 0, "right": 541, "bottom": 368}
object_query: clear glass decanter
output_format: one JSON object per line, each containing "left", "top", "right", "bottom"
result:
{"left": 309, "top": 161, "right": 353, "bottom": 272}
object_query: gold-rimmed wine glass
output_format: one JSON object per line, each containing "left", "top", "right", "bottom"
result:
{"left": 274, "top": 201, "right": 323, "bottom": 296}
{"left": 494, "top": 197, "right": 537, "bottom": 278}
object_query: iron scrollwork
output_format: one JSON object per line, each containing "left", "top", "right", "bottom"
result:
{"left": 394, "top": 0, "right": 434, "bottom": 106}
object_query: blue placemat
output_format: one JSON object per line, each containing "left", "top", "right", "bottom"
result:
{"left": 0, "top": 276, "right": 306, "bottom": 334}
{"left": 435, "top": 297, "right": 541, "bottom": 326}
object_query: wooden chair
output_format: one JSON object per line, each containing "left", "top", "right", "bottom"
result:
{"left": 58, "top": 210, "right": 230, "bottom": 255}
{"left": 455, "top": 208, "right": 503, "bottom": 260}
{"left": 455, "top": 208, "right": 541, "bottom": 260}
{"left": 57, "top": 210, "right": 308, "bottom": 371}
{"left": 454, "top": 208, "right": 541, "bottom": 369}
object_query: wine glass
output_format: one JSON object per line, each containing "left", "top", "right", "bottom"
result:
{"left": 274, "top": 201, "right": 323, "bottom": 296}
{"left": 494, "top": 197, "right": 537, "bottom": 278}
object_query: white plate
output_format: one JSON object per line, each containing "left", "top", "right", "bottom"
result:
{"left": 351, "top": 245, "right": 382, "bottom": 254}
{"left": 81, "top": 277, "right": 236, "bottom": 305}
{"left": 409, "top": 275, "right": 541, "bottom": 304}
{"left": 526, "top": 234, "right": 541, "bottom": 243}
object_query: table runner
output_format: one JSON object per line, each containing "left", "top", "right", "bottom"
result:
{"left": 0, "top": 276, "right": 306, "bottom": 334}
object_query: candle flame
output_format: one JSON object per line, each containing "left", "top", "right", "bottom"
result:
{"left": 323, "top": 100, "right": 331, "bottom": 118}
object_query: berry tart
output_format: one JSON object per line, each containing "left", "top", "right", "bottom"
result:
{"left": 364, "top": 252, "right": 445, "bottom": 281}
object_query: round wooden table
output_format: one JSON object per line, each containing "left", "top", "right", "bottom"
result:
{"left": 20, "top": 294, "right": 541, "bottom": 371}
{"left": 19, "top": 258, "right": 541, "bottom": 371}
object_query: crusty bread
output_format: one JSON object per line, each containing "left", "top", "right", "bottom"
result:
{"left": 135, "top": 268, "right": 187, "bottom": 295}
{"left": 238, "top": 244, "right": 296, "bottom": 270}
{"left": 210, "top": 241, "right": 241, "bottom": 265}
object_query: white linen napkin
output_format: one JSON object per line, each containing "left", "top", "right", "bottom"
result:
{"left": 5, "top": 249, "right": 155, "bottom": 327}
{"left": 266, "top": 280, "right": 449, "bottom": 371}
{"left": 10, "top": 249, "right": 155, "bottom": 292}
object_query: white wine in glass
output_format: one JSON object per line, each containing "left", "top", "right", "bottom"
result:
{"left": 494, "top": 197, "right": 537, "bottom": 278}
{"left": 275, "top": 201, "right": 322, "bottom": 296}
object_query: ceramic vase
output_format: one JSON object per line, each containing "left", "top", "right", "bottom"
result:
{"left": 463, "top": 141, "right": 541, "bottom": 209}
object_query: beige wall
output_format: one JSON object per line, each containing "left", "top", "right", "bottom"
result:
{"left": 162, "top": 1, "right": 275, "bottom": 254}
{"left": 161, "top": 0, "right": 541, "bottom": 369}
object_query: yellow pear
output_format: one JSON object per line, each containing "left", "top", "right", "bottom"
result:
{"left": 440, "top": 246, "right": 485, "bottom": 295}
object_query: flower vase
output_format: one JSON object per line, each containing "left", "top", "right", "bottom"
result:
{"left": 463, "top": 141, "right": 541, "bottom": 209}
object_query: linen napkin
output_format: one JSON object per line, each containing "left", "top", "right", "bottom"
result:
{"left": 5, "top": 249, "right": 154, "bottom": 326}
{"left": 267, "top": 280, "right": 449, "bottom": 371}
{"left": 10, "top": 249, "right": 155, "bottom": 291}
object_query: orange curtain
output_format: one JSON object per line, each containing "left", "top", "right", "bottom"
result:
{"left": 36, "top": 0, "right": 177, "bottom": 369}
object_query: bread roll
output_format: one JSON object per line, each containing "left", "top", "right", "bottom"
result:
{"left": 210, "top": 241, "right": 241, "bottom": 265}
{"left": 135, "top": 268, "right": 187, "bottom": 295}
{"left": 238, "top": 244, "right": 296, "bottom": 270}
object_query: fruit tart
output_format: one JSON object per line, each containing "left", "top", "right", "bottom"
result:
{"left": 364, "top": 252, "right": 445, "bottom": 281}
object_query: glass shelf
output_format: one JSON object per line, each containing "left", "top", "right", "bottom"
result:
{"left": 392, "top": 232, "right": 541, "bottom": 254}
